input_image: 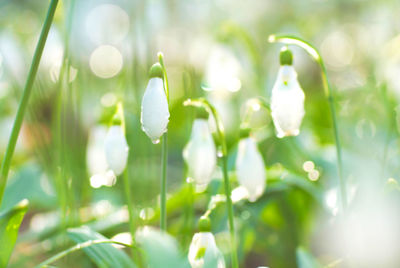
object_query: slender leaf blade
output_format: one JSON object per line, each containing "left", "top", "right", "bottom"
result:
{"left": 67, "top": 226, "right": 136, "bottom": 268}
{"left": 0, "top": 199, "right": 29, "bottom": 267}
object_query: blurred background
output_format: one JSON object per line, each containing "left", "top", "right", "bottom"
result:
{"left": 1, "top": 0, "right": 400, "bottom": 267}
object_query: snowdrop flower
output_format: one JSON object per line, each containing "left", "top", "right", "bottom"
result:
{"left": 271, "top": 47, "right": 305, "bottom": 138}
{"left": 235, "top": 129, "right": 266, "bottom": 202}
{"left": 183, "top": 110, "right": 217, "bottom": 189}
{"left": 104, "top": 116, "right": 129, "bottom": 176}
{"left": 188, "top": 217, "right": 225, "bottom": 268}
{"left": 141, "top": 63, "right": 170, "bottom": 144}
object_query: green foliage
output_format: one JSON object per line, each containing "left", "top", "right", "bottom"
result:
{"left": 2, "top": 0, "right": 400, "bottom": 267}
{"left": 67, "top": 226, "right": 136, "bottom": 268}
{"left": 0, "top": 199, "right": 28, "bottom": 267}
{"left": 0, "top": 164, "right": 56, "bottom": 212}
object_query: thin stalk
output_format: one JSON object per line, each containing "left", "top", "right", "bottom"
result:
{"left": 158, "top": 52, "right": 169, "bottom": 231}
{"left": 183, "top": 98, "right": 239, "bottom": 268}
{"left": 0, "top": 0, "right": 59, "bottom": 206}
{"left": 122, "top": 169, "right": 136, "bottom": 258}
{"left": 160, "top": 133, "right": 168, "bottom": 230}
{"left": 269, "top": 34, "right": 347, "bottom": 211}
{"left": 183, "top": 181, "right": 195, "bottom": 246}
{"left": 113, "top": 103, "right": 137, "bottom": 246}
{"left": 34, "top": 240, "right": 133, "bottom": 268}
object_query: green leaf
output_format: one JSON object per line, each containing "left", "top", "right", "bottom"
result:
{"left": 67, "top": 226, "right": 136, "bottom": 268}
{"left": 135, "top": 227, "right": 190, "bottom": 268}
{"left": 0, "top": 164, "right": 56, "bottom": 213}
{"left": 0, "top": 199, "right": 29, "bottom": 267}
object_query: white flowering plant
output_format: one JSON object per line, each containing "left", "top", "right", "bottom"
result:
{"left": 1, "top": 2, "right": 399, "bottom": 268}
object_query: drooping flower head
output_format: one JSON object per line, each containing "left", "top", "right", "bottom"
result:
{"left": 188, "top": 216, "right": 225, "bottom": 268}
{"left": 141, "top": 63, "right": 170, "bottom": 144}
{"left": 183, "top": 108, "right": 217, "bottom": 190}
{"left": 235, "top": 128, "right": 266, "bottom": 202}
{"left": 104, "top": 108, "right": 129, "bottom": 176}
{"left": 271, "top": 47, "right": 305, "bottom": 138}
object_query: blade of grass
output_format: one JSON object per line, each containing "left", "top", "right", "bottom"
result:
{"left": 0, "top": 0, "right": 59, "bottom": 206}
{"left": 34, "top": 239, "right": 133, "bottom": 268}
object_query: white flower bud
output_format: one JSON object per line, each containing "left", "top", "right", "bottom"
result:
{"left": 188, "top": 232, "right": 225, "bottom": 268}
{"left": 271, "top": 65, "right": 305, "bottom": 138}
{"left": 104, "top": 125, "right": 129, "bottom": 176}
{"left": 183, "top": 119, "right": 217, "bottom": 188}
{"left": 235, "top": 137, "right": 266, "bottom": 202}
{"left": 141, "top": 77, "right": 170, "bottom": 144}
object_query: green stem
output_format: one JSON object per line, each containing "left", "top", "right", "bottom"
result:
{"left": 34, "top": 240, "right": 133, "bottom": 267}
{"left": 54, "top": 0, "right": 73, "bottom": 222}
{"left": 122, "top": 169, "right": 136, "bottom": 258}
{"left": 158, "top": 52, "right": 169, "bottom": 231}
{"left": 160, "top": 133, "right": 168, "bottom": 231}
{"left": 183, "top": 98, "right": 239, "bottom": 268}
{"left": 269, "top": 34, "right": 347, "bottom": 212}
{"left": 0, "top": 0, "right": 59, "bottom": 206}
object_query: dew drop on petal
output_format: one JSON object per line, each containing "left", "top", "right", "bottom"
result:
{"left": 152, "top": 139, "right": 160, "bottom": 145}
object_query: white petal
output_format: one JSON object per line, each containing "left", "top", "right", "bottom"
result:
{"left": 271, "top": 65, "right": 305, "bottom": 138}
{"left": 87, "top": 126, "right": 109, "bottom": 175}
{"left": 141, "top": 77, "right": 170, "bottom": 143}
{"left": 104, "top": 125, "right": 129, "bottom": 176}
{"left": 188, "top": 232, "right": 225, "bottom": 268}
{"left": 183, "top": 119, "right": 217, "bottom": 187}
{"left": 236, "top": 137, "right": 266, "bottom": 202}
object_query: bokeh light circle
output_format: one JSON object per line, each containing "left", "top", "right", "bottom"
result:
{"left": 89, "top": 45, "right": 123, "bottom": 79}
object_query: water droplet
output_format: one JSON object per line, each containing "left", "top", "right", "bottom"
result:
{"left": 152, "top": 139, "right": 160, "bottom": 144}
{"left": 217, "top": 150, "right": 223, "bottom": 158}
{"left": 186, "top": 177, "right": 194, "bottom": 183}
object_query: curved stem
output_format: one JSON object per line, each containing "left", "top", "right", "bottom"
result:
{"left": 269, "top": 34, "right": 347, "bottom": 211}
{"left": 158, "top": 52, "right": 169, "bottom": 101}
{"left": 183, "top": 98, "right": 239, "bottom": 268}
{"left": 35, "top": 240, "right": 133, "bottom": 267}
{"left": 157, "top": 52, "right": 169, "bottom": 231}
{"left": 0, "top": 0, "right": 59, "bottom": 206}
